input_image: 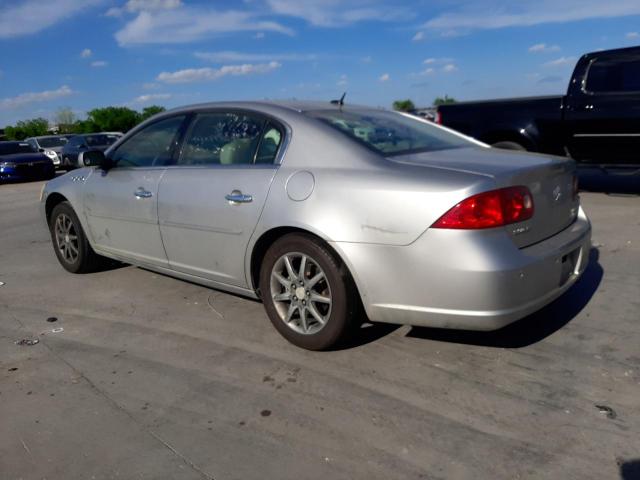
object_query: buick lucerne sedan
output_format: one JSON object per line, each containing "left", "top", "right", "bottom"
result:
{"left": 41, "top": 101, "right": 591, "bottom": 350}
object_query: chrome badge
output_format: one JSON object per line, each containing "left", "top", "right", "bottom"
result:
{"left": 552, "top": 185, "right": 562, "bottom": 202}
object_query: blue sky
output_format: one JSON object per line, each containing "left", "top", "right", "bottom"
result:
{"left": 1, "top": 0, "right": 640, "bottom": 126}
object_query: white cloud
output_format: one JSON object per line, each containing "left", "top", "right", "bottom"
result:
{"left": 194, "top": 51, "right": 316, "bottom": 62}
{"left": 423, "top": 0, "right": 640, "bottom": 32}
{"left": 528, "top": 43, "right": 560, "bottom": 53}
{"left": 106, "top": 0, "right": 181, "bottom": 17}
{"left": 157, "top": 61, "right": 281, "bottom": 83}
{"left": 423, "top": 57, "right": 454, "bottom": 64}
{"left": 114, "top": 8, "right": 294, "bottom": 45}
{"left": 626, "top": 32, "right": 639, "bottom": 39}
{"left": 254, "top": 32, "right": 265, "bottom": 39}
{"left": 0, "top": 0, "right": 103, "bottom": 39}
{"left": 0, "top": 85, "right": 73, "bottom": 110}
{"left": 361, "top": 55, "right": 373, "bottom": 63}
{"left": 265, "top": 0, "right": 411, "bottom": 27}
{"left": 80, "top": 48, "right": 92, "bottom": 58}
{"left": 418, "top": 61, "right": 457, "bottom": 76}
{"left": 337, "top": 74, "right": 348, "bottom": 86}
{"left": 379, "top": 73, "right": 390, "bottom": 82}
{"left": 412, "top": 31, "right": 425, "bottom": 41}
{"left": 132, "top": 93, "right": 171, "bottom": 104}
{"left": 91, "top": 60, "right": 108, "bottom": 67}
{"left": 543, "top": 56, "right": 576, "bottom": 67}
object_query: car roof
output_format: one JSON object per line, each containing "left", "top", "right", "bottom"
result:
{"left": 166, "top": 100, "right": 385, "bottom": 116}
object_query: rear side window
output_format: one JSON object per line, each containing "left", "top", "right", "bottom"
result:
{"left": 111, "top": 115, "right": 186, "bottom": 167}
{"left": 585, "top": 56, "right": 640, "bottom": 93}
{"left": 179, "top": 112, "right": 267, "bottom": 166}
{"left": 306, "top": 109, "right": 471, "bottom": 156}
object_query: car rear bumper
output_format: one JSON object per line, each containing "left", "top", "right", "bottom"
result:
{"left": 333, "top": 206, "right": 592, "bottom": 330}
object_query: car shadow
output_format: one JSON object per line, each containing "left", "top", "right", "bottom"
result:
{"left": 404, "top": 248, "right": 603, "bottom": 349}
{"left": 619, "top": 459, "right": 640, "bottom": 480}
{"left": 577, "top": 165, "right": 640, "bottom": 195}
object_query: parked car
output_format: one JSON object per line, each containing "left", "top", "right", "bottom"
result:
{"left": 0, "top": 141, "right": 55, "bottom": 182}
{"left": 436, "top": 46, "right": 640, "bottom": 166}
{"left": 61, "top": 133, "right": 122, "bottom": 169}
{"left": 25, "top": 135, "right": 74, "bottom": 169}
{"left": 41, "top": 101, "right": 591, "bottom": 350}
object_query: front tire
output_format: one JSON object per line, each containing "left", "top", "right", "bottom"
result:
{"left": 49, "top": 201, "right": 103, "bottom": 273}
{"left": 259, "top": 233, "right": 359, "bottom": 350}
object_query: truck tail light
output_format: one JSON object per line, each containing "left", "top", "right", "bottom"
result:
{"left": 431, "top": 186, "right": 534, "bottom": 229}
{"left": 435, "top": 111, "right": 442, "bottom": 124}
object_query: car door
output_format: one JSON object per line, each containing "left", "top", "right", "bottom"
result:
{"left": 565, "top": 52, "right": 640, "bottom": 165}
{"left": 158, "top": 110, "right": 285, "bottom": 287}
{"left": 83, "top": 114, "right": 188, "bottom": 266}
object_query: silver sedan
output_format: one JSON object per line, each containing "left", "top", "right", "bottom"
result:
{"left": 41, "top": 101, "right": 591, "bottom": 350}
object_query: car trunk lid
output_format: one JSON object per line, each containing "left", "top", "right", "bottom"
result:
{"left": 390, "top": 147, "right": 579, "bottom": 248}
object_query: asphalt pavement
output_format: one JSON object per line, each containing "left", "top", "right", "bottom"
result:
{"left": 1, "top": 175, "right": 639, "bottom": 480}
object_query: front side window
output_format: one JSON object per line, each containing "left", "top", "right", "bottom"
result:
{"left": 86, "top": 134, "right": 120, "bottom": 147}
{"left": 585, "top": 56, "right": 640, "bottom": 93}
{"left": 111, "top": 115, "right": 186, "bottom": 167}
{"left": 179, "top": 112, "right": 268, "bottom": 166}
{"left": 306, "top": 109, "right": 472, "bottom": 156}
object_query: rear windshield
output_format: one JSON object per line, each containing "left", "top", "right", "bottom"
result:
{"left": 306, "top": 109, "right": 471, "bottom": 156}
{"left": 0, "top": 142, "right": 35, "bottom": 155}
{"left": 85, "top": 134, "right": 120, "bottom": 147}
{"left": 38, "top": 136, "right": 71, "bottom": 148}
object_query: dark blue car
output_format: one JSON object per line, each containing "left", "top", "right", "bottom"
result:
{"left": 0, "top": 141, "right": 55, "bottom": 182}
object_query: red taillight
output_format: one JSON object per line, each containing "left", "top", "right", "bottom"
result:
{"left": 572, "top": 175, "right": 579, "bottom": 200}
{"left": 435, "top": 111, "right": 442, "bottom": 124}
{"left": 432, "top": 186, "right": 534, "bottom": 229}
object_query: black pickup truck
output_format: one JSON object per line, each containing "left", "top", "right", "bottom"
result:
{"left": 436, "top": 46, "right": 640, "bottom": 166}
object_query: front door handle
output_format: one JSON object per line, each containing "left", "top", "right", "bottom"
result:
{"left": 225, "top": 190, "right": 253, "bottom": 204}
{"left": 134, "top": 187, "right": 153, "bottom": 199}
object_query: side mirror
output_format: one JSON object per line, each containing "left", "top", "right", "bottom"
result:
{"left": 38, "top": 148, "right": 45, "bottom": 153}
{"left": 80, "top": 150, "right": 114, "bottom": 170}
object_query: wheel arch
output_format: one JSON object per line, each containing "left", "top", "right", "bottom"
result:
{"left": 480, "top": 129, "right": 536, "bottom": 151}
{"left": 45, "top": 192, "right": 69, "bottom": 224}
{"left": 248, "top": 226, "right": 362, "bottom": 304}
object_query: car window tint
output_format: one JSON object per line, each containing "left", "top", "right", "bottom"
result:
{"left": 306, "top": 109, "right": 471, "bottom": 156}
{"left": 179, "top": 112, "right": 265, "bottom": 166}
{"left": 255, "top": 123, "right": 283, "bottom": 164}
{"left": 586, "top": 56, "right": 640, "bottom": 93}
{"left": 111, "top": 116, "right": 185, "bottom": 168}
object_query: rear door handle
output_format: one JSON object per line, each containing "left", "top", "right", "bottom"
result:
{"left": 134, "top": 187, "right": 153, "bottom": 199}
{"left": 225, "top": 190, "right": 253, "bottom": 204}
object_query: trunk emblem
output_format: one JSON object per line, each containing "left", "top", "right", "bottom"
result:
{"left": 552, "top": 186, "right": 562, "bottom": 202}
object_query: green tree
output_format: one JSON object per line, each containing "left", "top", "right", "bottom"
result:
{"left": 4, "top": 117, "right": 49, "bottom": 140}
{"left": 392, "top": 99, "right": 416, "bottom": 112}
{"left": 433, "top": 95, "right": 457, "bottom": 106}
{"left": 86, "top": 106, "right": 141, "bottom": 133}
{"left": 140, "top": 105, "right": 166, "bottom": 122}
{"left": 54, "top": 107, "right": 77, "bottom": 134}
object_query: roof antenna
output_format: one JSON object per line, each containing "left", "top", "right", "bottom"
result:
{"left": 331, "top": 91, "right": 346, "bottom": 106}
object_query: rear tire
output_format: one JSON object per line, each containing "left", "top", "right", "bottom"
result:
{"left": 259, "top": 233, "right": 359, "bottom": 350}
{"left": 492, "top": 141, "right": 527, "bottom": 151}
{"left": 49, "top": 201, "right": 104, "bottom": 273}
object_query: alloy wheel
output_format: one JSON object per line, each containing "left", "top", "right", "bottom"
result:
{"left": 54, "top": 213, "right": 79, "bottom": 264}
{"left": 270, "top": 252, "right": 332, "bottom": 335}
